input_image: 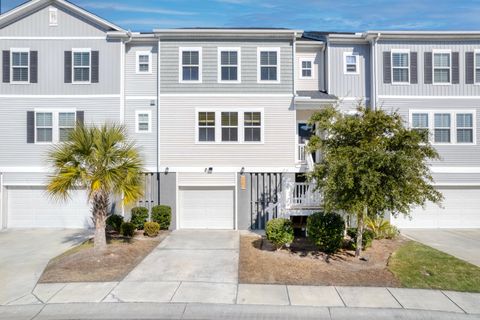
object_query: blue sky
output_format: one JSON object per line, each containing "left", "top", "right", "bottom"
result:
{"left": 3, "top": 0, "right": 480, "bottom": 32}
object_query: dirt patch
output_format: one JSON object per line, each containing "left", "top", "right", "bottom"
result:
{"left": 39, "top": 231, "right": 169, "bottom": 283}
{"left": 239, "top": 234, "right": 408, "bottom": 286}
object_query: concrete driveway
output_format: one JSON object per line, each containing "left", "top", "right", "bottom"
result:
{"left": 402, "top": 229, "right": 480, "bottom": 267}
{"left": 0, "top": 229, "right": 90, "bottom": 305}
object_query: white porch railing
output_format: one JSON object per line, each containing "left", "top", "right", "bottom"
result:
{"left": 291, "top": 182, "right": 322, "bottom": 208}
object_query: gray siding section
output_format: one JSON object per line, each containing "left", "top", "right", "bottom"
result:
{"left": 379, "top": 97, "right": 480, "bottom": 167}
{"left": 0, "top": 4, "right": 107, "bottom": 37}
{"left": 125, "top": 99, "right": 157, "bottom": 168}
{"left": 377, "top": 40, "right": 480, "bottom": 96}
{"left": 237, "top": 173, "right": 250, "bottom": 230}
{"left": 328, "top": 43, "right": 371, "bottom": 99}
{"left": 0, "top": 97, "right": 120, "bottom": 167}
{"left": 2, "top": 172, "right": 49, "bottom": 185}
{"left": 0, "top": 39, "right": 121, "bottom": 95}
{"left": 125, "top": 42, "right": 158, "bottom": 96}
{"left": 159, "top": 40, "right": 293, "bottom": 93}
{"left": 159, "top": 172, "right": 177, "bottom": 230}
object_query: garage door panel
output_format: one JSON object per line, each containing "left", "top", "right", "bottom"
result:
{"left": 393, "top": 188, "right": 480, "bottom": 228}
{"left": 179, "top": 187, "right": 234, "bottom": 229}
{"left": 7, "top": 187, "right": 92, "bottom": 228}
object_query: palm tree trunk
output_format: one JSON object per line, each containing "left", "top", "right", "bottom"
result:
{"left": 92, "top": 190, "right": 109, "bottom": 253}
{"left": 355, "top": 207, "right": 366, "bottom": 257}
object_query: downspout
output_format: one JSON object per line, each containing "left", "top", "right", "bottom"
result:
{"left": 292, "top": 32, "right": 297, "bottom": 96}
{"left": 326, "top": 38, "right": 330, "bottom": 93}
{"left": 370, "top": 32, "right": 380, "bottom": 110}
{"left": 0, "top": 172, "right": 3, "bottom": 229}
{"left": 156, "top": 36, "right": 161, "bottom": 205}
{"left": 322, "top": 44, "right": 326, "bottom": 92}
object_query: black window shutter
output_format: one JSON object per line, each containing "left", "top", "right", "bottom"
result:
{"left": 3, "top": 50, "right": 10, "bottom": 83}
{"left": 424, "top": 52, "right": 432, "bottom": 84}
{"left": 30, "top": 51, "right": 38, "bottom": 83}
{"left": 466, "top": 52, "right": 474, "bottom": 84}
{"left": 27, "top": 111, "right": 35, "bottom": 143}
{"left": 76, "top": 111, "right": 84, "bottom": 126}
{"left": 91, "top": 51, "right": 99, "bottom": 83}
{"left": 383, "top": 51, "right": 391, "bottom": 84}
{"left": 452, "top": 52, "right": 459, "bottom": 84}
{"left": 410, "top": 52, "right": 418, "bottom": 84}
{"left": 64, "top": 51, "right": 72, "bottom": 83}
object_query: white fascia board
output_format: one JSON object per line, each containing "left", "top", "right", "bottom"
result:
{"left": 158, "top": 166, "right": 300, "bottom": 173}
{"left": 431, "top": 167, "right": 480, "bottom": 173}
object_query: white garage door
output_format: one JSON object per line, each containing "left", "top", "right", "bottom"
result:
{"left": 7, "top": 186, "right": 92, "bottom": 228}
{"left": 179, "top": 187, "right": 234, "bottom": 229}
{"left": 392, "top": 187, "right": 480, "bottom": 228}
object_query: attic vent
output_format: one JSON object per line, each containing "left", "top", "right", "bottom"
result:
{"left": 49, "top": 8, "right": 58, "bottom": 26}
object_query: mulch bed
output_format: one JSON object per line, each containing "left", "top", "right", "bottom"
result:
{"left": 38, "top": 230, "right": 169, "bottom": 283}
{"left": 239, "top": 234, "right": 408, "bottom": 287}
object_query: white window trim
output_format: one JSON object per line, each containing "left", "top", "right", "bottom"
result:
{"left": 49, "top": 7, "right": 58, "bottom": 26}
{"left": 343, "top": 52, "right": 359, "bottom": 75}
{"left": 217, "top": 47, "right": 241, "bottom": 84}
{"left": 10, "top": 48, "right": 30, "bottom": 84}
{"left": 195, "top": 108, "right": 264, "bottom": 144}
{"left": 432, "top": 49, "right": 452, "bottom": 86}
{"left": 135, "top": 110, "right": 152, "bottom": 133}
{"left": 257, "top": 47, "right": 280, "bottom": 84}
{"left": 135, "top": 51, "right": 152, "bottom": 74}
{"left": 72, "top": 48, "right": 91, "bottom": 84}
{"left": 299, "top": 58, "right": 314, "bottom": 79}
{"left": 179, "top": 47, "right": 202, "bottom": 83}
{"left": 409, "top": 109, "right": 476, "bottom": 145}
{"left": 391, "top": 49, "right": 410, "bottom": 85}
{"left": 474, "top": 49, "right": 480, "bottom": 85}
{"left": 34, "top": 108, "right": 76, "bottom": 144}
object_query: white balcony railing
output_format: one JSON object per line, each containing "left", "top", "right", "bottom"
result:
{"left": 291, "top": 182, "right": 322, "bottom": 208}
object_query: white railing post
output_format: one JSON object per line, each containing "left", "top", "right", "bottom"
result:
{"left": 291, "top": 182, "right": 322, "bottom": 208}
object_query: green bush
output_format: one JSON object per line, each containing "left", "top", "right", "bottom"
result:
{"left": 383, "top": 224, "right": 399, "bottom": 239}
{"left": 365, "top": 216, "right": 399, "bottom": 239}
{"left": 347, "top": 228, "right": 375, "bottom": 250}
{"left": 120, "top": 222, "right": 136, "bottom": 237}
{"left": 307, "top": 212, "right": 345, "bottom": 254}
{"left": 265, "top": 218, "right": 294, "bottom": 249}
{"left": 106, "top": 214, "right": 124, "bottom": 232}
{"left": 151, "top": 205, "right": 171, "bottom": 230}
{"left": 130, "top": 206, "right": 149, "bottom": 230}
{"left": 144, "top": 221, "right": 160, "bottom": 237}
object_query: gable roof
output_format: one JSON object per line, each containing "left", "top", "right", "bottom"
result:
{"left": 0, "top": 0, "right": 125, "bottom": 32}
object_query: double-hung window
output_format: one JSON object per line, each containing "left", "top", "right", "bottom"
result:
{"left": 221, "top": 112, "right": 238, "bottom": 142}
{"left": 433, "top": 51, "right": 451, "bottom": 84}
{"left": 198, "top": 112, "right": 215, "bottom": 142}
{"left": 35, "top": 111, "right": 77, "bottom": 143}
{"left": 411, "top": 113, "right": 429, "bottom": 141}
{"left": 392, "top": 50, "right": 409, "bottom": 83}
{"left": 344, "top": 53, "right": 358, "bottom": 74}
{"left": 300, "top": 59, "right": 313, "bottom": 79}
{"left": 434, "top": 113, "right": 451, "bottom": 143}
{"left": 11, "top": 49, "right": 29, "bottom": 83}
{"left": 136, "top": 110, "right": 151, "bottom": 133}
{"left": 58, "top": 112, "right": 75, "bottom": 141}
{"left": 36, "top": 112, "right": 53, "bottom": 143}
{"left": 136, "top": 51, "right": 151, "bottom": 74}
{"left": 244, "top": 112, "right": 262, "bottom": 142}
{"left": 180, "top": 48, "right": 201, "bottom": 82}
{"left": 258, "top": 48, "right": 279, "bottom": 82}
{"left": 73, "top": 49, "right": 91, "bottom": 83}
{"left": 219, "top": 48, "right": 240, "bottom": 82}
{"left": 456, "top": 113, "right": 474, "bottom": 143}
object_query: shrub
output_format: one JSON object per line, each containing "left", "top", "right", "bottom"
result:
{"left": 144, "top": 221, "right": 160, "bottom": 237}
{"left": 365, "top": 216, "right": 399, "bottom": 239}
{"left": 106, "top": 214, "right": 124, "bottom": 233}
{"left": 307, "top": 212, "right": 345, "bottom": 254}
{"left": 265, "top": 218, "right": 294, "bottom": 249}
{"left": 347, "top": 228, "right": 375, "bottom": 250}
{"left": 130, "top": 206, "right": 149, "bottom": 230}
{"left": 151, "top": 205, "right": 172, "bottom": 230}
{"left": 120, "top": 222, "right": 135, "bottom": 237}
{"left": 383, "top": 224, "right": 400, "bottom": 239}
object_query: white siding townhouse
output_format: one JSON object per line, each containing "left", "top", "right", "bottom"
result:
{"left": 0, "top": 0, "right": 479, "bottom": 230}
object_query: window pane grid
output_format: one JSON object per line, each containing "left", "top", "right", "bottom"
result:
{"left": 137, "top": 113, "right": 150, "bottom": 132}
{"left": 434, "top": 113, "right": 451, "bottom": 143}
{"left": 220, "top": 51, "right": 238, "bottom": 81}
{"left": 456, "top": 113, "right": 473, "bottom": 143}
{"left": 73, "top": 51, "right": 90, "bottom": 82}
{"left": 433, "top": 53, "right": 451, "bottom": 83}
{"left": 392, "top": 52, "right": 409, "bottom": 83}
{"left": 35, "top": 112, "right": 53, "bottom": 143}
{"left": 138, "top": 54, "right": 150, "bottom": 72}
{"left": 198, "top": 112, "right": 215, "bottom": 142}
{"left": 301, "top": 60, "right": 312, "bottom": 78}
{"left": 182, "top": 50, "right": 200, "bottom": 81}
{"left": 221, "top": 112, "right": 238, "bottom": 142}
{"left": 260, "top": 51, "right": 278, "bottom": 81}
{"left": 12, "top": 51, "right": 29, "bottom": 82}
{"left": 244, "top": 112, "right": 261, "bottom": 142}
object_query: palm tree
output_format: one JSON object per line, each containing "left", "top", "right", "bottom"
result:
{"left": 46, "top": 123, "right": 144, "bottom": 253}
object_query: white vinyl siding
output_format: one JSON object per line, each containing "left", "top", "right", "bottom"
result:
{"left": 72, "top": 49, "right": 91, "bottom": 83}
{"left": 136, "top": 51, "right": 152, "bottom": 74}
{"left": 258, "top": 47, "right": 280, "bottom": 83}
{"left": 343, "top": 52, "right": 359, "bottom": 74}
{"left": 180, "top": 47, "right": 202, "bottom": 83}
{"left": 11, "top": 49, "right": 29, "bottom": 83}
{"left": 218, "top": 48, "right": 240, "bottom": 83}
{"left": 221, "top": 112, "right": 238, "bottom": 142}
{"left": 392, "top": 50, "right": 409, "bottom": 84}
{"left": 299, "top": 58, "right": 313, "bottom": 79}
{"left": 433, "top": 50, "right": 451, "bottom": 84}
{"left": 135, "top": 110, "right": 152, "bottom": 133}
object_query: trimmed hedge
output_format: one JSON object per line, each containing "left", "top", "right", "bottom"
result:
{"left": 144, "top": 222, "right": 160, "bottom": 237}
{"left": 151, "top": 205, "right": 171, "bottom": 230}
{"left": 307, "top": 212, "right": 345, "bottom": 254}
{"left": 131, "top": 206, "right": 149, "bottom": 230}
{"left": 120, "top": 222, "right": 135, "bottom": 237}
{"left": 106, "top": 214, "right": 123, "bottom": 233}
{"left": 265, "top": 218, "right": 294, "bottom": 249}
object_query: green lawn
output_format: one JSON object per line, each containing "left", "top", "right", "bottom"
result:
{"left": 389, "top": 241, "right": 480, "bottom": 292}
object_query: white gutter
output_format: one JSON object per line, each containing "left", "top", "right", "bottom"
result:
{"left": 0, "top": 172, "right": 3, "bottom": 229}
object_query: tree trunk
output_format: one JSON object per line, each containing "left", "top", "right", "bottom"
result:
{"left": 355, "top": 207, "right": 367, "bottom": 257}
{"left": 92, "top": 190, "right": 109, "bottom": 254}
